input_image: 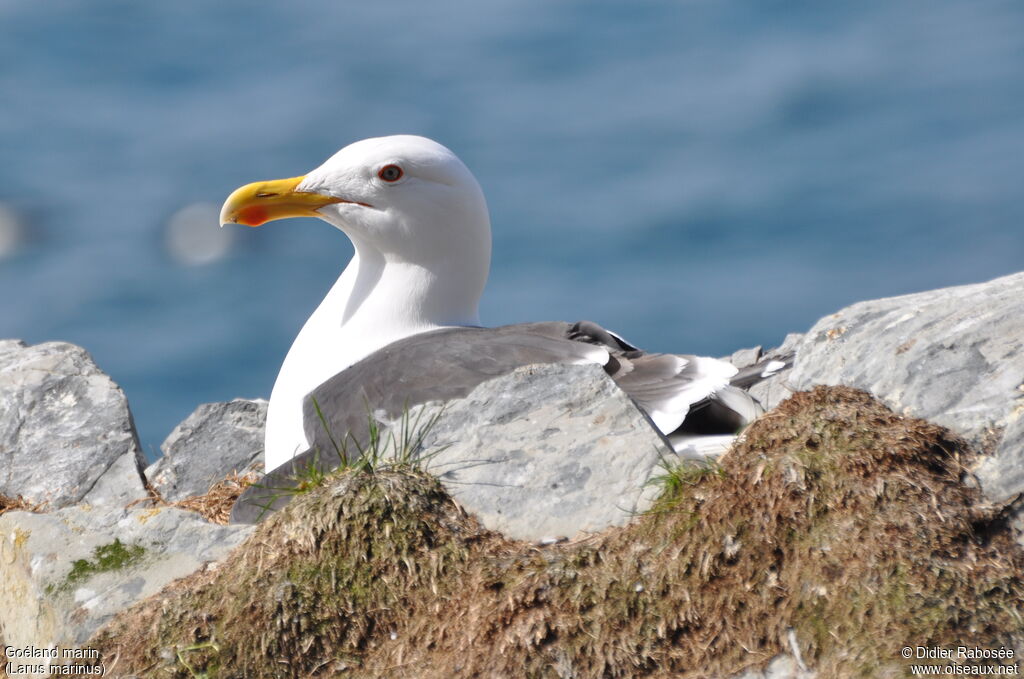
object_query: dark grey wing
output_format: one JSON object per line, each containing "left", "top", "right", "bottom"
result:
{"left": 301, "top": 323, "right": 609, "bottom": 459}
{"left": 566, "top": 320, "right": 640, "bottom": 352}
{"left": 230, "top": 323, "right": 608, "bottom": 523}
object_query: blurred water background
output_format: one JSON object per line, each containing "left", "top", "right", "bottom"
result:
{"left": 1, "top": 1, "right": 1022, "bottom": 461}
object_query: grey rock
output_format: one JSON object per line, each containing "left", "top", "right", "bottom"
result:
{"left": 0, "top": 340, "right": 148, "bottom": 509}
{"left": 773, "top": 333, "right": 805, "bottom": 357}
{"left": 730, "top": 346, "right": 763, "bottom": 370}
{"left": 81, "top": 451, "right": 150, "bottom": 511}
{"left": 787, "top": 272, "right": 1024, "bottom": 502}
{"left": 728, "top": 655, "right": 815, "bottom": 679}
{"left": 726, "top": 627, "right": 816, "bottom": 678}
{"left": 146, "top": 398, "right": 267, "bottom": 502}
{"left": 0, "top": 503, "right": 252, "bottom": 651}
{"left": 747, "top": 372, "right": 794, "bottom": 412}
{"left": 1012, "top": 508, "right": 1024, "bottom": 549}
{"left": 977, "top": 415, "right": 1024, "bottom": 503}
{"left": 382, "top": 363, "right": 676, "bottom": 541}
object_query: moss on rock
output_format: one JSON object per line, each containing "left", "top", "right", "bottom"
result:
{"left": 84, "top": 387, "right": 1024, "bottom": 678}
{"left": 66, "top": 539, "right": 147, "bottom": 585}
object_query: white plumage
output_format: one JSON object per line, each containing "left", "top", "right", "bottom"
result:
{"left": 220, "top": 135, "right": 761, "bottom": 473}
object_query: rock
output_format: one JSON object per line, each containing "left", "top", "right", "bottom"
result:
{"left": 747, "top": 377, "right": 792, "bottom": 414}
{"left": 0, "top": 503, "right": 252, "bottom": 654}
{"left": 729, "top": 655, "right": 815, "bottom": 679}
{"left": 146, "top": 398, "right": 267, "bottom": 502}
{"left": 1012, "top": 509, "right": 1024, "bottom": 549}
{"left": 394, "top": 363, "right": 676, "bottom": 541}
{"left": 236, "top": 363, "right": 679, "bottom": 540}
{"left": 729, "top": 345, "right": 763, "bottom": 369}
{"left": 0, "top": 344, "right": 255, "bottom": 666}
{"left": 787, "top": 272, "right": 1024, "bottom": 502}
{"left": 0, "top": 340, "right": 148, "bottom": 510}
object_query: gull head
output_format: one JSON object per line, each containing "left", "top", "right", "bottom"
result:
{"left": 220, "top": 135, "right": 492, "bottom": 268}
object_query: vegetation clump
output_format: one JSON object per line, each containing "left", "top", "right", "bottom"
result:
{"left": 0, "top": 493, "right": 42, "bottom": 516}
{"left": 85, "top": 386, "right": 1024, "bottom": 678}
{"left": 66, "top": 539, "right": 147, "bottom": 584}
{"left": 171, "top": 470, "right": 262, "bottom": 525}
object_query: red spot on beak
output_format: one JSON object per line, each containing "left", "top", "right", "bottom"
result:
{"left": 238, "top": 205, "right": 269, "bottom": 227}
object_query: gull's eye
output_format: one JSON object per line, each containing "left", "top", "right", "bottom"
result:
{"left": 378, "top": 164, "right": 403, "bottom": 182}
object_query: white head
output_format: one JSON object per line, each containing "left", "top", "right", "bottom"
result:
{"left": 220, "top": 135, "right": 492, "bottom": 324}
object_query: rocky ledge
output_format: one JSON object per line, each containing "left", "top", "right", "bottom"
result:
{"left": 2, "top": 272, "right": 1024, "bottom": 678}
{"left": 0, "top": 343, "right": 265, "bottom": 663}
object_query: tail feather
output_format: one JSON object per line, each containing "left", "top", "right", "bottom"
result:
{"left": 566, "top": 320, "right": 789, "bottom": 461}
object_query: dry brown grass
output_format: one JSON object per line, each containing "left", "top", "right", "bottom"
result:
{"left": 171, "top": 470, "right": 262, "bottom": 525}
{"left": 0, "top": 493, "right": 42, "bottom": 516}
{"left": 82, "top": 387, "right": 1024, "bottom": 678}
{"left": 131, "top": 469, "right": 262, "bottom": 525}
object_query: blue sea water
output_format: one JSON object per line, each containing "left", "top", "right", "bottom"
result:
{"left": 1, "top": 1, "right": 1022, "bottom": 461}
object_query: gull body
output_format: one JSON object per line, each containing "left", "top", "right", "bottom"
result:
{"left": 221, "top": 135, "right": 764, "bottom": 474}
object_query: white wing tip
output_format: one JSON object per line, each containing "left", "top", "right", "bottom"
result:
{"left": 760, "top": 360, "right": 787, "bottom": 378}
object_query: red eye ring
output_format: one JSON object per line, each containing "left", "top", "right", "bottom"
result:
{"left": 378, "top": 164, "right": 403, "bottom": 182}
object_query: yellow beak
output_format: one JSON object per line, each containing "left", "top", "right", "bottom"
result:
{"left": 219, "top": 175, "right": 347, "bottom": 227}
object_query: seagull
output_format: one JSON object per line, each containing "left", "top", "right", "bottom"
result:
{"left": 220, "top": 135, "right": 776, "bottom": 483}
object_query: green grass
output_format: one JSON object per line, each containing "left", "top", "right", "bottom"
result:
{"left": 646, "top": 453, "right": 725, "bottom": 511}
{"left": 247, "top": 400, "right": 448, "bottom": 520}
{"left": 314, "top": 397, "right": 448, "bottom": 474}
